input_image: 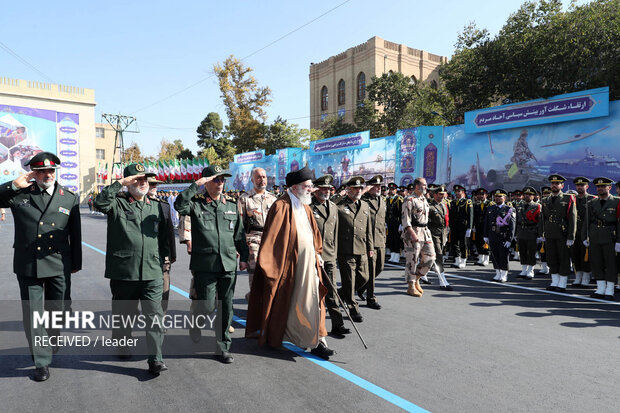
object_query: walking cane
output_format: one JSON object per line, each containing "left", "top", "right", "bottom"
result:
{"left": 320, "top": 267, "right": 368, "bottom": 349}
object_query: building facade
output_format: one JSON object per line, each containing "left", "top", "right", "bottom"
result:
{"left": 309, "top": 36, "right": 448, "bottom": 129}
{"left": 0, "top": 76, "right": 115, "bottom": 202}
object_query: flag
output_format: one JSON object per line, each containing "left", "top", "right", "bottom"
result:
{"left": 158, "top": 161, "right": 164, "bottom": 181}
{"left": 174, "top": 159, "right": 181, "bottom": 181}
{"left": 507, "top": 162, "right": 519, "bottom": 179}
{"left": 164, "top": 160, "right": 171, "bottom": 181}
{"left": 193, "top": 158, "right": 200, "bottom": 180}
{"left": 180, "top": 159, "right": 187, "bottom": 181}
{"left": 103, "top": 163, "right": 109, "bottom": 181}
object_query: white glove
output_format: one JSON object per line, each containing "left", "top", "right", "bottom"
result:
{"left": 615, "top": 243, "right": 620, "bottom": 253}
{"left": 483, "top": 237, "right": 489, "bottom": 244}
{"left": 566, "top": 240, "right": 574, "bottom": 247}
{"left": 503, "top": 241, "right": 511, "bottom": 248}
{"left": 398, "top": 225, "right": 403, "bottom": 232}
{"left": 465, "top": 229, "right": 471, "bottom": 238}
{"left": 583, "top": 240, "right": 590, "bottom": 247}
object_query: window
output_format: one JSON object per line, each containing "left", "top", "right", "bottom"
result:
{"left": 96, "top": 127, "right": 105, "bottom": 138}
{"left": 96, "top": 149, "right": 105, "bottom": 160}
{"left": 337, "top": 79, "right": 345, "bottom": 106}
{"left": 357, "top": 72, "right": 366, "bottom": 101}
{"left": 321, "top": 86, "right": 328, "bottom": 111}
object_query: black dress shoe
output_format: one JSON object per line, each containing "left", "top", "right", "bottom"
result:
{"left": 555, "top": 287, "right": 566, "bottom": 293}
{"left": 357, "top": 290, "right": 366, "bottom": 301}
{"left": 419, "top": 278, "right": 432, "bottom": 285}
{"left": 148, "top": 361, "right": 168, "bottom": 375}
{"left": 310, "top": 342, "right": 334, "bottom": 360}
{"left": 218, "top": 352, "right": 234, "bottom": 364}
{"left": 440, "top": 285, "right": 454, "bottom": 291}
{"left": 603, "top": 295, "right": 615, "bottom": 301}
{"left": 33, "top": 366, "right": 49, "bottom": 382}
{"left": 546, "top": 286, "right": 557, "bottom": 291}
{"left": 367, "top": 300, "right": 381, "bottom": 310}
{"left": 330, "top": 325, "right": 351, "bottom": 337}
{"left": 350, "top": 312, "right": 363, "bottom": 323}
{"left": 590, "top": 292, "right": 605, "bottom": 299}
{"left": 189, "top": 326, "right": 201, "bottom": 343}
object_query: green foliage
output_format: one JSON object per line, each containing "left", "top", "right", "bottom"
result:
{"left": 320, "top": 115, "right": 359, "bottom": 139}
{"left": 441, "top": 0, "right": 620, "bottom": 117}
{"left": 366, "top": 72, "right": 418, "bottom": 135}
{"left": 124, "top": 143, "right": 144, "bottom": 163}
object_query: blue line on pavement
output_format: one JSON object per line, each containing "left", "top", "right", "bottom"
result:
{"left": 81, "top": 240, "right": 428, "bottom": 413}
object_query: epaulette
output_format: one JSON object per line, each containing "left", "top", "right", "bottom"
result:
{"left": 489, "top": 201, "right": 496, "bottom": 206}
{"left": 466, "top": 199, "right": 472, "bottom": 205}
{"left": 225, "top": 195, "right": 237, "bottom": 203}
{"left": 506, "top": 201, "right": 513, "bottom": 207}
{"left": 148, "top": 195, "right": 162, "bottom": 202}
{"left": 192, "top": 193, "right": 205, "bottom": 201}
{"left": 117, "top": 191, "right": 130, "bottom": 199}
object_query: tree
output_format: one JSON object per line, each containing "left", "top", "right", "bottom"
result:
{"left": 263, "top": 117, "right": 304, "bottom": 155}
{"left": 196, "top": 112, "right": 234, "bottom": 164}
{"left": 440, "top": 0, "right": 620, "bottom": 117}
{"left": 354, "top": 99, "right": 387, "bottom": 138}
{"left": 366, "top": 72, "right": 418, "bottom": 135}
{"left": 124, "top": 142, "right": 144, "bottom": 163}
{"left": 213, "top": 55, "right": 272, "bottom": 153}
{"left": 177, "top": 148, "right": 194, "bottom": 160}
{"left": 401, "top": 83, "right": 460, "bottom": 127}
{"left": 320, "top": 116, "right": 359, "bottom": 139}
{"left": 157, "top": 139, "right": 183, "bottom": 162}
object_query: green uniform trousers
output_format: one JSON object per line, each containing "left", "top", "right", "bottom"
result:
{"left": 545, "top": 237, "right": 572, "bottom": 276}
{"left": 363, "top": 247, "right": 385, "bottom": 301}
{"left": 18, "top": 275, "right": 65, "bottom": 368}
{"left": 110, "top": 278, "right": 164, "bottom": 363}
{"left": 193, "top": 271, "right": 236, "bottom": 353}
{"left": 337, "top": 255, "right": 368, "bottom": 314}
{"left": 589, "top": 243, "right": 617, "bottom": 282}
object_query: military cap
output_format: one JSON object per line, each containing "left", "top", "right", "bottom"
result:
{"left": 476, "top": 188, "right": 488, "bottom": 194}
{"left": 428, "top": 184, "right": 440, "bottom": 192}
{"left": 346, "top": 176, "right": 365, "bottom": 187}
{"left": 541, "top": 186, "right": 552, "bottom": 194}
{"left": 398, "top": 186, "right": 406, "bottom": 191}
{"left": 493, "top": 189, "right": 508, "bottom": 196}
{"left": 548, "top": 174, "right": 566, "bottom": 183}
{"left": 272, "top": 185, "right": 280, "bottom": 189}
{"left": 26, "top": 151, "right": 61, "bottom": 170}
{"left": 438, "top": 185, "right": 448, "bottom": 194}
{"left": 522, "top": 186, "right": 536, "bottom": 195}
{"left": 593, "top": 177, "right": 613, "bottom": 186}
{"left": 453, "top": 184, "right": 466, "bottom": 192}
{"left": 313, "top": 174, "right": 334, "bottom": 188}
{"left": 147, "top": 177, "right": 164, "bottom": 184}
{"left": 381, "top": 185, "right": 387, "bottom": 191}
{"left": 366, "top": 175, "right": 383, "bottom": 186}
{"left": 388, "top": 182, "right": 398, "bottom": 189}
{"left": 514, "top": 190, "right": 523, "bottom": 195}
{"left": 124, "top": 163, "right": 156, "bottom": 178}
{"left": 573, "top": 176, "right": 590, "bottom": 185}
{"left": 337, "top": 185, "right": 345, "bottom": 192}
{"left": 286, "top": 166, "right": 314, "bottom": 186}
{"left": 407, "top": 183, "right": 415, "bottom": 191}
{"left": 202, "top": 164, "right": 232, "bottom": 178}
{"left": 283, "top": 185, "right": 288, "bottom": 189}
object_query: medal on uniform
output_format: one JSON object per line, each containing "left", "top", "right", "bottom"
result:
{"left": 58, "top": 207, "right": 70, "bottom": 215}
{"left": 229, "top": 220, "right": 234, "bottom": 230}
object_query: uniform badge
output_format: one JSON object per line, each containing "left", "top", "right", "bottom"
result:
{"left": 44, "top": 159, "right": 51, "bottom": 166}
{"left": 59, "top": 207, "right": 70, "bottom": 215}
{"left": 136, "top": 164, "right": 145, "bottom": 172}
{"left": 214, "top": 165, "right": 222, "bottom": 173}
{"left": 356, "top": 179, "right": 360, "bottom": 185}
{"left": 19, "top": 199, "right": 31, "bottom": 207}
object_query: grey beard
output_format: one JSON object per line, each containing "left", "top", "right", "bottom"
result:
{"left": 38, "top": 180, "right": 54, "bottom": 189}
{"left": 316, "top": 192, "right": 330, "bottom": 202}
{"left": 294, "top": 189, "right": 312, "bottom": 205}
{"left": 129, "top": 185, "right": 148, "bottom": 198}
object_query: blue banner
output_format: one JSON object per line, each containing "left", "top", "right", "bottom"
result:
{"left": 234, "top": 149, "right": 265, "bottom": 164}
{"left": 394, "top": 128, "right": 417, "bottom": 186}
{"left": 310, "top": 130, "right": 370, "bottom": 154}
{"left": 465, "top": 87, "right": 609, "bottom": 133}
{"left": 416, "top": 126, "right": 444, "bottom": 184}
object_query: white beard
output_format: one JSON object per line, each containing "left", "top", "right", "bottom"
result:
{"left": 295, "top": 188, "right": 312, "bottom": 205}
{"left": 38, "top": 180, "right": 54, "bottom": 189}
{"left": 129, "top": 185, "right": 148, "bottom": 198}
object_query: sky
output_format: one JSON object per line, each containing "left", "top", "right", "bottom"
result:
{"left": 1, "top": 0, "right": 586, "bottom": 157}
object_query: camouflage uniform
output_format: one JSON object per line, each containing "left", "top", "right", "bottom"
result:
{"left": 402, "top": 193, "right": 436, "bottom": 289}
{"left": 238, "top": 189, "right": 277, "bottom": 295}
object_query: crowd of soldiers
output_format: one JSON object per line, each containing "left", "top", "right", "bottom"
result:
{"left": 3, "top": 151, "right": 619, "bottom": 382}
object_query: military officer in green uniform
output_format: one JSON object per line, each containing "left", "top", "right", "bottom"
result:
{"left": 515, "top": 186, "right": 541, "bottom": 280}
{"left": 359, "top": 175, "right": 386, "bottom": 309}
{"left": 0, "top": 152, "right": 82, "bottom": 382}
{"left": 582, "top": 177, "right": 620, "bottom": 300}
{"left": 428, "top": 184, "right": 452, "bottom": 290}
{"left": 450, "top": 184, "right": 473, "bottom": 268}
{"left": 336, "top": 176, "right": 374, "bottom": 322}
{"left": 539, "top": 174, "right": 577, "bottom": 292}
{"left": 94, "top": 163, "right": 169, "bottom": 375}
{"left": 571, "top": 176, "right": 595, "bottom": 287}
{"left": 386, "top": 182, "right": 404, "bottom": 263}
{"left": 311, "top": 174, "right": 349, "bottom": 337}
{"left": 174, "top": 165, "right": 249, "bottom": 363}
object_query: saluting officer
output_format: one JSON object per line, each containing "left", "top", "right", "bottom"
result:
{"left": 336, "top": 176, "right": 374, "bottom": 322}
{"left": 539, "top": 174, "right": 577, "bottom": 292}
{"left": 386, "top": 182, "right": 404, "bottom": 263}
{"left": 237, "top": 167, "right": 277, "bottom": 301}
{"left": 582, "top": 177, "right": 619, "bottom": 300}
{"left": 0, "top": 152, "right": 82, "bottom": 382}
{"left": 515, "top": 186, "right": 541, "bottom": 280}
{"left": 94, "top": 163, "right": 169, "bottom": 375}
{"left": 311, "top": 174, "right": 349, "bottom": 337}
{"left": 174, "top": 165, "right": 249, "bottom": 363}
{"left": 360, "top": 175, "right": 386, "bottom": 309}
{"left": 473, "top": 188, "right": 491, "bottom": 266}
{"left": 483, "top": 189, "right": 515, "bottom": 282}
{"left": 450, "top": 184, "right": 473, "bottom": 268}
{"left": 428, "top": 184, "right": 452, "bottom": 290}
{"left": 571, "top": 177, "right": 595, "bottom": 287}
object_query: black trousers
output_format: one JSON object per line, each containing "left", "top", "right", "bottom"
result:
{"left": 517, "top": 238, "right": 537, "bottom": 266}
{"left": 489, "top": 240, "right": 509, "bottom": 270}
{"left": 386, "top": 223, "right": 401, "bottom": 252}
{"left": 432, "top": 236, "right": 445, "bottom": 272}
{"left": 589, "top": 243, "right": 617, "bottom": 282}
{"left": 571, "top": 230, "right": 590, "bottom": 272}
{"left": 452, "top": 229, "right": 468, "bottom": 258}
{"left": 545, "top": 237, "right": 572, "bottom": 276}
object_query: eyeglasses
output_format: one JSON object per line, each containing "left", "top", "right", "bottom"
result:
{"left": 213, "top": 177, "right": 226, "bottom": 183}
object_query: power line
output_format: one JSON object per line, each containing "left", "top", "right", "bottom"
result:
{"left": 131, "top": 0, "right": 352, "bottom": 114}
{"left": 0, "top": 41, "right": 54, "bottom": 83}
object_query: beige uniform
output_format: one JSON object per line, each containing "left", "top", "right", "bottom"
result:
{"left": 402, "top": 193, "right": 436, "bottom": 283}
{"left": 238, "top": 189, "right": 277, "bottom": 289}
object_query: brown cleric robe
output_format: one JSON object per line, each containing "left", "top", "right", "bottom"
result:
{"left": 245, "top": 193, "right": 328, "bottom": 347}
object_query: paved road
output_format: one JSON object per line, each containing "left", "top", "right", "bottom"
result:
{"left": 0, "top": 208, "right": 619, "bottom": 412}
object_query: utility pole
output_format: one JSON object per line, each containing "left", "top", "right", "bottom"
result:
{"left": 102, "top": 113, "right": 139, "bottom": 178}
